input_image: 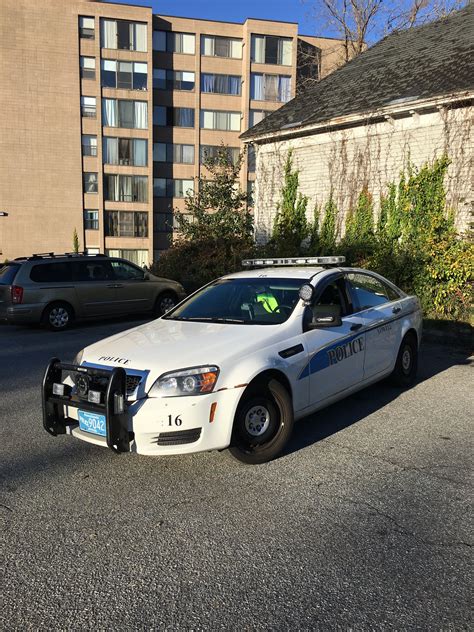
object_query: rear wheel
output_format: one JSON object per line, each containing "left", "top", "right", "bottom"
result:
{"left": 42, "top": 302, "right": 74, "bottom": 331}
{"left": 390, "top": 333, "right": 418, "bottom": 387}
{"left": 229, "top": 378, "right": 294, "bottom": 464}
{"left": 154, "top": 291, "right": 178, "bottom": 317}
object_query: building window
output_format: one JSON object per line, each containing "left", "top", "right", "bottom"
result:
{"left": 153, "top": 143, "right": 194, "bottom": 164}
{"left": 200, "top": 110, "right": 241, "bottom": 132}
{"left": 101, "top": 61, "right": 147, "bottom": 90}
{"left": 82, "top": 135, "right": 97, "bottom": 157}
{"left": 103, "top": 137, "right": 147, "bottom": 166}
{"left": 102, "top": 98, "right": 148, "bottom": 129}
{"left": 247, "top": 180, "right": 255, "bottom": 206}
{"left": 83, "top": 172, "right": 98, "bottom": 194}
{"left": 81, "top": 96, "right": 96, "bottom": 118}
{"left": 201, "top": 35, "right": 242, "bottom": 59}
{"left": 249, "top": 109, "right": 270, "bottom": 127}
{"left": 104, "top": 175, "right": 148, "bottom": 202}
{"left": 201, "top": 74, "right": 241, "bottom": 96}
{"left": 153, "top": 106, "right": 194, "bottom": 128}
{"left": 251, "top": 35, "right": 292, "bottom": 66}
{"left": 251, "top": 73, "right": 292, "bottom": 102}
{"left": 106, "top": 249, "right": 149, "bottom": 267}
{"left": 154, "top": 178, "right": 194, "bottom": 198}
{"left": 153, "top": 31, "right": 195, "bottom": 54}
{"left": 101, "top": 19, "right": 147, "bottom": 52}
{"left": 153, "top": 69, "right": 195, "bottom": 91}
{"left": 248, "top": 145, "right": 256, "bottom": 172}
{"left": 80, "top": 56, "right": 96, "bottom": 80}
{"left": 105, "top": 211, "right": 148, "bottom": 237}
{"left": 84, "top": 210, "right": 99, "bottom": 230}
{"left": 200, "top": 145, "right": 240, "bottom": 166}
{"left": 79, "top": 16, "right": 95, "bottom": 40}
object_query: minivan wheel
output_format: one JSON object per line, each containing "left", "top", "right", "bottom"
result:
{"left": 229, "top": 379, "right": 294, "bottom": 465}
{"left": 154, "top": 292, "right": 177, "bottom": 316}
{"left": 43, "top": 303, "right": 74, "bottom": 331}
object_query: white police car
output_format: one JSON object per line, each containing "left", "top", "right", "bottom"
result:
{"left": 42, "top": 257, "right": 422, "bottom": 464}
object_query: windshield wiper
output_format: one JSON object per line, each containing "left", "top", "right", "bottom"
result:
{"left": 184, "top": 317, "right": 248, "bottom": 324}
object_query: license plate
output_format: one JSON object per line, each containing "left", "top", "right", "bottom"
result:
{"left": 78, "top": 410, "right": 106, "bottom": 437}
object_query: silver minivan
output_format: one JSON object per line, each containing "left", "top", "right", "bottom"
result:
{"left": 0, "top": 252, "right": 186, "bottom": 330}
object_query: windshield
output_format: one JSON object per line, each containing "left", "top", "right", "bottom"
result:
{"left": 164, "top": 277, "right": 305, "bottom": 325}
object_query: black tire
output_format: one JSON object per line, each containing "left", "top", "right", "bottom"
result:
{"left": 390, "top": 332, "right": 418, "bottom": 387}
{"left": 42, "top": 302, "right": 74, "bottom": 331}
{"left": 229, "top": 378, "right": 294, "bottom": 464}
{"left": 154, "top": 291, "right": 178, "bottom": 317}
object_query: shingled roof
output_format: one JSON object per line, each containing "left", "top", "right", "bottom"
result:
{"left": 241, "top": 4, "right": 474, "bottom": 141}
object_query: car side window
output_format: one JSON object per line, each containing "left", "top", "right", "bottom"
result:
{"left": 314, "top": 279, "right": 349, "bottom": 316}
{"left": 111, "top": 260, "right": 144, "bottom": 280}
{"left": 73, "top": 261, "right": 114, "bottom": 282}
{"left": 30, "top": 263, "right": 73, "bottom": 283}
{"left": 346, "top": 273, "right": 390, "bottom": 312}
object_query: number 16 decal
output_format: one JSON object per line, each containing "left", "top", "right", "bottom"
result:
{"left": 168, "top": 414, "right": 182, "bottom": 427}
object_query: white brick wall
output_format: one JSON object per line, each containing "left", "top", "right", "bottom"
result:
{"left": 253, "top": 105, "right": 473, "bottom": 242}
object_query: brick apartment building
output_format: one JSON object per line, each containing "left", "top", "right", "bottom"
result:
{"left": 0, "top": 0, "right": 346, "bottom": 265}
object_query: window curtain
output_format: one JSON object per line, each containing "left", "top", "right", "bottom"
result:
{"left": 279, "top": 39, "right": 292, "bottom": 66}
{"left": 230, "top": 39, "right": 242, "bottom": 59}
{"left": 264, "top": 74, "right": 279, "bottom": 101}
{"left": 104, "top": 137, "right": 118, "bottom": 164}
{"left": 182, "top": 34, "right": 195, "bottom": 54}
{"left": 229, "top": 112, "right": 241, "bottom": 131}
{"left": 229, "top": 76, "right": 241, "bottom": 95}
{"left": 182, "top": 145, "right": 194, "bottom": 164}
{"left": 252, "top": 36, "right": 265, "bottom": 63}
{"left": 134, "top": 176, "right": 148, "bottom": 202}
{"left": 118, "top": 100, "right": 133, "bottom": 128}
{"left": 134, "top": 101, "right": 147, "bottom": 129}
{"left": 133, "top": 139, "right": 147, "bottom": 166}
{"left": 106, "top": 211, "right": 119, "bottom": 237}
{"left": 201, "top": 73, "right": 214, "bottom": 93}
{"left": 251, "top": 74, "right": 264, "bottom": 100}
{"left": 201, "top": 110, "right": 214, "bottom": 129}
{"left": 133, "top": 23, "right": 147, "bottom": 52}
{"left": 178, "top": 108, "right": 194, "bottom": 127}
{"left": 102, "top": 99, "right": 117, "bottom": 127}
{"left": 215, "top": 37, "right": 229, "bottom": 57}
{"left": 278, "top": 76, "right": 292, "bottom": 102}
{"left": 102, "top": 20, "right": 117, "bottom": 49}
{"left": 201, "top": 36, "right": 214, "bottom": 56}
{"left": 120, "top": 175, "right": 132, "bottom": 201}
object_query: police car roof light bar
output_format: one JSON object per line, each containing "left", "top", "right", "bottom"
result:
{"left": 242, "top": 256, "right": 346, "bottom": 268}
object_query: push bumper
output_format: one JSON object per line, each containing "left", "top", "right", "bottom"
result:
{"left": 42, "top": 358, "right": 130, "bottom": 452}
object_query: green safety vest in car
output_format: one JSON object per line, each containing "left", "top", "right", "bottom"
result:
{"left": 256, "top": 292, "right": 279, "bottom": 313}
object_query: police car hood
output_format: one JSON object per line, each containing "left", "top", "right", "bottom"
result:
{"left": 81, "top": 317, "right": 287, "bottom": 389}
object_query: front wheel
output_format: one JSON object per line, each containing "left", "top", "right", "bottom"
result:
{"left": 390, "top": 333, "right": 418, "bottom": 387}
{"left": 229, "top": 378, "right": 294, "bottom": 465}
{"left": 154, "top": 292, "right": 178, "bottom": 317}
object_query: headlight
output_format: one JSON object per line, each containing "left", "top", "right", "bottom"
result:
{"left": 149, "top": 366, "right": 219, "bottom": 397}
{"left": 74, "top": 350, "right": 84, "bottom": 366}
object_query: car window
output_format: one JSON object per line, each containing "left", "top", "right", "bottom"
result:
{"left": 30, "top": 263, "right": 73, "bottom": 283}
{"left": 73, "top": 261, "right": 114, "bottom": 282}
{"left": 164, "top": 277, "right": 303, "bottom": 325}
{"left": 0, "top": 263, "right": 20, "bottom": 285}
{"left": 314, "top": 279, "right": 349, "bottom": 316}
{"left": 346, "top": 273, "right": 390, "bottom": 311}
{"left": 111, "top": 260, "right": 144, "bottom": 280}
{"left": 383, "top": 281, "right": 401, "bottom": 301}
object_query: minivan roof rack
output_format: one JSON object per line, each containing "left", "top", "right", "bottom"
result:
{"left": 14, "top": 252, "right": 106, "bottom": 261}
{"left": 242, "top": 256, "right": 345, "bottom": 268}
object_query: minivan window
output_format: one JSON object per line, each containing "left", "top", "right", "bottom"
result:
{"left": 346, "top": 273, "right": 389, "bottom": 311}
{"left": 30, "top": 263, "right": 73, "bottom": 283}
{"left": 0, "top": 263, "right": 20, "bottom": 285}
{"left": 111, "top": 260, "right": 144, "bottom": 280}
{"left": 73, "top": 261, "right": 114, "bottom": 282}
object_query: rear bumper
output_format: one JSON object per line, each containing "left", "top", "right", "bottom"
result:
{"left": 5, "top": 303, "right": 45, "bottom": 324}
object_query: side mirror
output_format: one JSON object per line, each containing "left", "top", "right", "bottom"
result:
{"left": 307, "top": 304, "right": 342, "bottom": 329}
{"left": 143, "top": 272, "right": 150, "bottom": 280}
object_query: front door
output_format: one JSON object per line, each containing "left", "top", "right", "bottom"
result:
{"left": 110, "top": 259, "right": 155, "bottom": 314}
{"left": 73, "top": 260, "right": 120, "bottom": 317}
{"left": 303, "top": 276, "right": 366, "bottom": 406}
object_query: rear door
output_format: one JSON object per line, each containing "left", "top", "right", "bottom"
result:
{"left": 72, "top": 260, "right": 120, "bottom": 317}
{"left": 109, "top": 259, "right": 155, "bottom": 313}
{"left": 345, "top": 272, "right": 402, "bottom": 379}
{"left": 303, "top": 275, "right": 366, "bottom": 406}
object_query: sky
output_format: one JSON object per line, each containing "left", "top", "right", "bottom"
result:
{"left": 109, "top": 0, "right": 319, "bottom": 36}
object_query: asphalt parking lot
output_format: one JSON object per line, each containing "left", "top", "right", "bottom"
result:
{"left": 0, "top": 318, "right": 472, "bottom": 630}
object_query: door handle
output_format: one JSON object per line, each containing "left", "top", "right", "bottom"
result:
{"left": 350, "top": 323, "right": 363, "bottom": 331}
{"left": 106, "top": 284, "right": 116, "bottom": 289}
{"left": 107, "top": 283, "right": 124, "bottom": 289}
{"left": 392, "top": 306, "right": 402, "bottom": 314}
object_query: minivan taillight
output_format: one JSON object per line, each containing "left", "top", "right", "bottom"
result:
{"left": 11, "top": 285, "right": 24, "bottom": 304}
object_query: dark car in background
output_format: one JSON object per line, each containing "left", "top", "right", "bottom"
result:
{"left": 0, "top": 252, "right": 186, "bottom": 330}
